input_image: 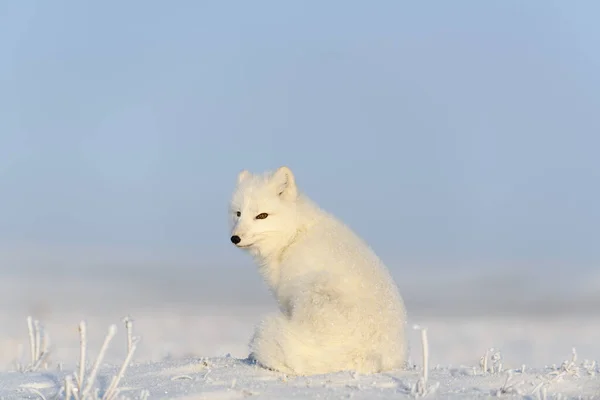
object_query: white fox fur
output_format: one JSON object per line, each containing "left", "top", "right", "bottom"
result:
{"left": 229, "top": 166, "right": 407, "bottom": 375}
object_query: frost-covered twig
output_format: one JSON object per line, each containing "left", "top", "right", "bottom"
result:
{"left": 532, "top": 348, "right": 581, "bottom": 397}
{"left": 80, "top": 325, "right": 117, "bottom": 399}
{"left": 490, "top": 350, "right": 503, "bottom": 374}
{"left": 60, "top": 318, "right": 138, "bottom": 400}
{"left": 480, "top": 348, "right": 489, "bottom": 375}
{"left": 478, "top": 347, "right": 503, "bottom": 375}
{"left": 26, "top": 387, "right": 47, "bottom": 400}
{"left": 582, "top": 359, "right": 597, "bottom": 376}
{"left": 78, "top": 321, "right": 87, "bottom": 393}
{"left": 27, "top": 316, "right": 36, "bottom": 365}
{"left": 102, "top": 336, "right": 139, "bottom": 400}
{"left": 19, "top": 316, "right": 51, "bottom": 372}
{"left": 123, "top": 316, "right": 134, "bottom": 354}
{"left": 551, "top": 347, "right": 580, "bottom": 379}
{"left": 490, "top": 370, "right": 524, "bottom": 397}
{"left": 34, "top": 319, "right": 42, "bottom": 362}
{"left": 65, "top": 375, "right": 75, "bottom": 400}
{"left": 411, "top": 325, "right": 439, "bottom": 397}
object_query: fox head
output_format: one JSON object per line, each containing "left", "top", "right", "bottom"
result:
{"left": 229, "top": 166, "right": 300, "bottom": 258}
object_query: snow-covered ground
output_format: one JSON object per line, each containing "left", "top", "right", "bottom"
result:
{"left": 0, "top": 266, "right": 599, "bottom": 399}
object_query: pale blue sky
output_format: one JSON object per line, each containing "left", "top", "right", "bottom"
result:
{"left": 1, "top": 1, "right": 599, "bottom": 275}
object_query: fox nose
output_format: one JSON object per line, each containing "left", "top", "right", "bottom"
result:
{"left": 230, "top": 235, "right": 241, "bottom": 245}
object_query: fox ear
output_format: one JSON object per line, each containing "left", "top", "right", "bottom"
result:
{"left": 237, "top": 170, "right": 251, "bottom": 184}
{"left": 272, "top": 166, "right": 297, "bottom": 201}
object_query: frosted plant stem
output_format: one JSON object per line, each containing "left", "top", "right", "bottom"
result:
{"left": 65, "top": 374, "right": 78, "bottom": 400}
{"left": 42, "top": 340, "right": 49, "bottom": 370}
{"left": 78, "top": 321, "right": 87, "bottom": 393}
{"left": 103, "top": 338, "right": 138, "bottom": 400}
{"left": 482, "top": 349, "right": 489, "bottom": 375}
{"left": 421, "top": 328, "right": 429, "bottom": 385}
{"left": 411, "top": 325, "right": 437, "bottom": 397}
{"left": 28, "top": 387, "right": 46, "bottom": 400}
{"left": 123, "top": 316, "right": 133, "bottom": 354}
{"left": 30, "top": 349, "right": 51, "bottom": 372}
{"left": 41, "top": 330, "right": 49, "bottom": 360}
{"left": 34, "top": 320, "right": 41, "bottom": 362}
{"left": 64, "top": 376, "right": 71, "bottom": 400}
{"left": 15, "top": 343, "right": 24, "bottom": 372}
{"left": 27, "top": 316, "right": 36, "bottom": 366}
{"left": 81, "top": 324, "right": 117, "bottom": 399}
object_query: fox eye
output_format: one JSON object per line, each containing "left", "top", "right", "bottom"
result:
{"left": 255, "top": 213, "right": 268, "bottom": 220}
{"left": 236, "top": 211, "right": 241, "bottom": 217}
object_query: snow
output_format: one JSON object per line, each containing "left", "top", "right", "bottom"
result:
{"left": 0, "top": 271, "right": 599, "bottom": 399}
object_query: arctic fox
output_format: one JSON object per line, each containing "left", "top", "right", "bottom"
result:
{"left": 229, "top": 166, "right": 407, "bottom": 376}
